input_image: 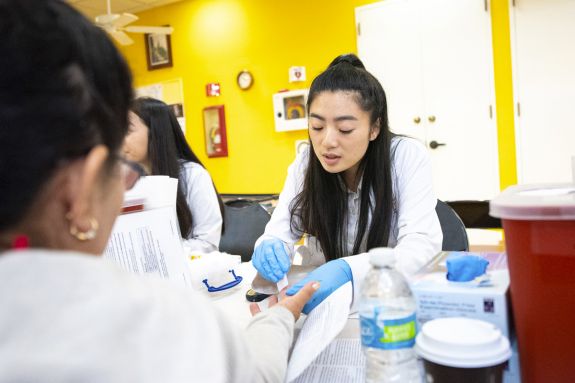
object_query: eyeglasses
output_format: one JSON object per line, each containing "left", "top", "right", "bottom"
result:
{"left": 117, "top": 156, "right": 146, "bottom": 191}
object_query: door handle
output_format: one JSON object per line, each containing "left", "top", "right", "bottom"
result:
{"left": 429, "top": 140, "right": 446, "bottom": 149}
{"left": 428, "top": 115, "right": 436, "bottom": 123}
{"left": 413, "top": 116, "right": 421, "bottom": 124}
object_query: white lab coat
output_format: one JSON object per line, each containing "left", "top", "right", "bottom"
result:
{"left": 257, "top": 137, "right": 442, "bottom": 304}
{"left": 180, "top": 161, "right": 223, "bottom": 253}
{"left": 0, "top": 249, "right": 294, "bottom": 383}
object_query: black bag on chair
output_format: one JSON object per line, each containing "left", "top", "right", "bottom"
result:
{"left": 435, "top": 199, "right": 469, "bottom": 252}
{"left": 218, "top": 199, "right": 271, "bottom": 262}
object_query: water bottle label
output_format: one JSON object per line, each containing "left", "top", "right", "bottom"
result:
{"left": 360, "top": 312, "right": 416, "bottom": 350}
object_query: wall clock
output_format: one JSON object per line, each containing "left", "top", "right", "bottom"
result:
{"left": 237, "top": 70, "right": 253, "bottom": 90}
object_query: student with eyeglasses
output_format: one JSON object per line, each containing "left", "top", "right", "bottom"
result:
{"left": 0, "top": 1, "right": 318, "bottom": 381}
{"left": 123, "top": 97, "right": 224, "bottom": 253}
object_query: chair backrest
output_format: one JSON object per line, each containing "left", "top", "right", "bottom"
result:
{"left": 219, "top": 199, "right": 271, "bottom": 262}
{"left": 435, "top": 199, "right": 469, "bottom": 251}
{"left": 443, "top": 200, "right": 502, "bottom": 228}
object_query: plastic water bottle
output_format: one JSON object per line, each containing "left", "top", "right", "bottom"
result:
{"left": 359, "top": 247, "right": 421, "bottom": 383}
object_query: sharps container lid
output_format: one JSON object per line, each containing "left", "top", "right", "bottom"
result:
{"left": 415, "top": 317, "right": 511, "bottom": 368}
{"left": 490, "top": 183, "right": 575, "bottom": 220}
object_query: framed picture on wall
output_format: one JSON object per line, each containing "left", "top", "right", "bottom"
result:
{"left": 145, "top": 30, "right": 173, "bottom": 70}
{"left": 272, "top": 89, "right": 309, "bottom": 131}
{"left": 203, "top": 105, "right": 228, "bottom": 158}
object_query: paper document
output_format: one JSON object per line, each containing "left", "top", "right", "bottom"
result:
{"left": 286, "top": 282, "right": 353, "bottom": 382}
{"left": 292, "top": 338, "right": 365, "bottom": 383}
{"left": 104, "top": 206, "right": 191, "bottom": 288}
{"left": 277, "top": 275, "right": 289, "bottom": 292}
{"left": 125, "top": 175, "right": 178, "bottom": 210}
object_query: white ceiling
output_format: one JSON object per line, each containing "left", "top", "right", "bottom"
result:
{"left": 69, "top": 0, "right": 184, "bottom": 20}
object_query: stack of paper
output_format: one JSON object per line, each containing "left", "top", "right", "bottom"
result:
{"left": 104, "top": 176, "right": 192, "bottom": 288}
{"left": 286, "top": 282, "right": 365, "bottom": 383}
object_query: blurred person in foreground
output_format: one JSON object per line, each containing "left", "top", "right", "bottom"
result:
{"left": 0, "top": 1, "right": 317, "bottom": 382}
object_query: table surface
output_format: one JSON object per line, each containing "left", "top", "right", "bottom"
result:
{"left": 208, "top": 262, "right": 362, "bottom": 334}
{"left": 208, "top": 262, "right": 261, "bottom": 329}
{"left": 205, "top": 260, "right": 519, "bottom": 383}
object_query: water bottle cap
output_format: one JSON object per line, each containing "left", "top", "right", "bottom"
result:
{"left": 368, "top": 247, "right": 395, "bottom": 267}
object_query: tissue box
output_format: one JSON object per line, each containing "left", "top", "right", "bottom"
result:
{"left": 410, "top": 251, "right": 511, "bottom": 338}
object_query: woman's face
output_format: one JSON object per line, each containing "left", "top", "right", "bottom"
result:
{"left": 308, "top": 91, "right": 380, "bottom": 188}
{"left": 123, "top": 112, "right": 149, "bottom": 166}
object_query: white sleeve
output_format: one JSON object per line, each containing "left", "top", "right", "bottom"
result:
{"left": 181, "top": 163, "right": 223, "bottom": 253}
{"left": 342, "top": 252, "right": 371, "bottom": 313}
{"left": 209, "top": 303, "right": 295, "bottom": 383}
{"left": 241, "top": 306, "right": 295, "bottom": 382}
{"left": 254, "top": 150, "right": 308, "bottom": 256}
{"left": 342, "top": 139, "right": 442, "bottom": 313}
{"left": 134, "top": 277, "right": 295, "bottom": 383}
{"left": 392, "top": 138, "right": 442, "bottom": 276}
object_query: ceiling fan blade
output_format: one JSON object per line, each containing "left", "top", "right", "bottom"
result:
{"left": 114, "top": 13, "right": 138, "bottom": 28}
{"left": 95, "top": 13, "right": 120, "bottom": 26}
{"left": 109, "top": 30, "right": 134, "bottom": 46}
{"left": 124, "top": 25, "right": 174, "bottom": 35}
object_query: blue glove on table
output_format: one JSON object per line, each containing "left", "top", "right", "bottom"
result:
{"left": 286, "top": 258, "right": 352, "bottom": 315}
{"left": 446, "top": 253, "right": 489, "bottom": 282}
{"left": 252, "top": 239, "right": 291, "bottom": 283}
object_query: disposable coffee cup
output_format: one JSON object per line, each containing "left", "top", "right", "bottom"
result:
{"left": 415, "top": 317, "right": 511, "bottom": 383}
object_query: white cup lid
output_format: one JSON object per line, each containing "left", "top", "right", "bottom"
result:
{"left": 415, "top": 317, "right": 511, "bottom": 368}
{"left": 490, "top": 183, "right": 575, "bottom": 220}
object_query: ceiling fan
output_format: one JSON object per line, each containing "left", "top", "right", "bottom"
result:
{"left": 95, "top": 0, "right": 174, "bottom": 46}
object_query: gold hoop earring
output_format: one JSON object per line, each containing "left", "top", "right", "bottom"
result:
{"left": 69, "top": 218, "right": 99, "bottom": 241}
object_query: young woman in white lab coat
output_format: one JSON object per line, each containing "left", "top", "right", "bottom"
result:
{"left": 252, "top": 54, "right": 442, "bottom": 312}
{"left": 0, "top": 2, "right": 317, "bottom": 381}
{"left": 123, "top": 97, "right": 224, "bottom": 253}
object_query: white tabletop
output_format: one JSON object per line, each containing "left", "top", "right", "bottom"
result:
{"left": 207, "top": 262, "right": 260, "bottom": 329}
{"left": 205, "top": 262, "right": 361, "bottom": 336}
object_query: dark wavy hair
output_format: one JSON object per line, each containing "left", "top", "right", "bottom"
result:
{"left": 289, "top": 54, "right": 396, "bottom": 261}
{"left": 0, "top": 0, "right": 133, "bottom": 232}
{"left": 131, "top": 97, "right": 225, "bottom": 237}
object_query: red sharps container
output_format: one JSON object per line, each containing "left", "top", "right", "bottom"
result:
{"left": 490, "top": 184, "right": 575, "bottom": 383}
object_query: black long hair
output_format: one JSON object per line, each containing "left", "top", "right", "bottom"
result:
{"left": 131, "top": 97, "right": 225, "bottom": 237}
{"left": 289, "top": 54, "right": 396, "bottom": 261}
{"left": 0, "top": 0, "right": 133, "bottom": 233}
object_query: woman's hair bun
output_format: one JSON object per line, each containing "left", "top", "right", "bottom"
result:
{"left": 327, "top": 53, "right": 366, "bottom": 70}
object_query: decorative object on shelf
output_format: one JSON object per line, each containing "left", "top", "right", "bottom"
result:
{"left": 145, "top": 28, "right": 173, "bottom": 70}
{"left": 272, "top": 89, "right": 309, "bottom": 132}
{"left": 206, "top": 83, "right": 221, "bottom": 97}
{"left": 237, "top": 70, "right": 253, "bottom": 90}
{"left": 289, "top": 66, "right": 306, "bottom": 82}
{"left": 203, "top": 105, "right": 228, "bottom": 158}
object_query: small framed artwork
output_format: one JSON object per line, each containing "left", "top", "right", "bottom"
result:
{"left": 203, "top": 105, "right": 228, "bottom": 158}
{"left": 145, "top": 30, "right": 173, "bottom": 70}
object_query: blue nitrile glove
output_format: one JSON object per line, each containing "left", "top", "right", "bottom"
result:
{"left": 286, "top": 259, "right": 352, "bottom": 314}
{"left": 252, "top": 239, "right": 291, "bottom": 283}
{"left": 446, "top": 253, "right": 489, "bottom": 282}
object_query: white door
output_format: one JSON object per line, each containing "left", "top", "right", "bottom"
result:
{"left": 356, "top": 0, "right": 426, "bottom": 143}
{"left": 356, "top": 0, "right": 500, "bottom": 201}
{"left": 510, "top": 0, "right": 575, "bottom": 184}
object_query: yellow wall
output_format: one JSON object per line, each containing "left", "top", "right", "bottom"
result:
{"left": 119, "top": 0, "right": 516, "bottom": 194}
